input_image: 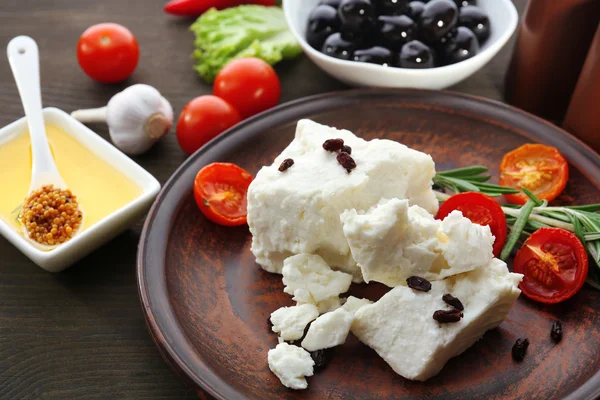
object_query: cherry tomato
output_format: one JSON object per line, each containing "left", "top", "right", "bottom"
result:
{"left": 214, "top": 58, "right": 281, "bottom": 118}
{"left": 176, "top": 95, "right": 242, "bottom": 155}
{"left": 513, "top": 227, "right": 588, "bottom": 304}
{"left": 436, "top": 192, "right": 507, "bottom": 257}
{"left": 500, "top": 144, "right": 569, "bottom": 205}
{"left": 193, "top": 163, "right": 253, "bottom": 226}
{"left": 76, "top": 23, "right": 139, "bottom": 83}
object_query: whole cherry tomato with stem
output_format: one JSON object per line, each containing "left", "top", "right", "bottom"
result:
{"left": 176, "top": 95, "right": 242, "bottom": 155}
{"left": 77, "top": 23, "right": 139, "bottom": 83}
{"left": 214, "top": 58, "right": 281, "bottom": 119}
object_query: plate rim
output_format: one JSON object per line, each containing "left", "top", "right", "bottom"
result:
{"left": 137, "top": 88, "right": 600, "bottom": 400}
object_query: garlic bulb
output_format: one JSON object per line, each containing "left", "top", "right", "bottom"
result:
{"left": 71, "top": 84, "right": 173, "bottom": 155}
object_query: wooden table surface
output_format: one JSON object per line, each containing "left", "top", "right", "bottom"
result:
{"left": 0, "top": 1, "right": 527, "bottom": 398}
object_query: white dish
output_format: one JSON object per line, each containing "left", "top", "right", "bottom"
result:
{"left": 0, "top": 107, "right": 161, "bottom": 272}
{"left": 283, "top": 0, "right": 518, "bottom": 89}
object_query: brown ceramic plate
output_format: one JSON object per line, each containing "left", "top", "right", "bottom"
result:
{"left": 137, "top": 89, "right": 600, "bottom": 400}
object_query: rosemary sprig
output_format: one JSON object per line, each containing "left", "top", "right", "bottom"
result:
{"left": 500, "top": 188, "right": 543, "bottom": 260}
{"left": 434, "top": 166, "right": 519, "bottom": 197}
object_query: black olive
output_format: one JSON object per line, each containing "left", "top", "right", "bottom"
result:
{"left": 306, "top": 5, "right": 341, "bottom": 50}
{"left": 407, "top": 1, "right": 426, "bottom": 21}
{"left": 322, "top": 32, "right": 359, "bottom": 60}
{"left": 453, "top": 0, "right": 476, "bottom": 7}
{"left": 319, "top": 0, "right": 344, "bottom": 8}
{"left": 372, "top": 0, "right": 409, "bottom": 15}
{"left": 458, "top": 5, "right": 490, "bottom": 45}
{"left": 442, "top": 26, "right": 478, "bottom": 64}
{"left": 377, "top": 15, "right": 417, "bottom": 50}
{"left": 398, "top": 40, "right": 436, "bottom": 68}
{"left": 353, "top": 46, "right": 395, "bottom": 66}
{"left": 419, "top": 0, "right": 459, "bottom": 44}
{"left": 338, "top": 0, "right": 377, "bottom": 38}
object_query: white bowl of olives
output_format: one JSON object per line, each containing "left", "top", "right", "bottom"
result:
{"left": 283, "top": 0, "right": 518, "bottom": 89}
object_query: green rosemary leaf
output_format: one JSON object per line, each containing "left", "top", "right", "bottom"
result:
{"left": 436, "top": 166, "right": 489, "bottom": 177}
{"left": 501, "top": 199, "right": 538, "bottom": 261}
{"left": 566, "top": 204, "right": 600, "bottom": 212}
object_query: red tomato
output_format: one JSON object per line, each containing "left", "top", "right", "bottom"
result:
{"left": 176, "top": 95, "right": 242, "bottom": 155}
{"left": 193, "top": 163, "right": 253, "bottom": 226}
{"left": 76, "top": 23, "right": 139, "bottom": 83}
{"left": 214, "top": 58, "right": 281, "bottom": 118}
{"left": 500, "top": 144, "right": 569, "bottom": 205}
{"left": 436, "top": 192, "right": 507, "bottom": 257}
{"left": 513, "top": 228, "right": 588, "bottom": 304}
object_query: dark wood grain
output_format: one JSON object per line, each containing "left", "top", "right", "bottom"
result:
{"left": 0, "top": 0, "right": 528, "bottom": 399}
{"left": 139, "top": 89, "right": 600, "bottom": 400}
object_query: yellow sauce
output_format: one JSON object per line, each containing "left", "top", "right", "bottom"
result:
{"left": 0, "top": 125, "right": 142, "bottom": 235}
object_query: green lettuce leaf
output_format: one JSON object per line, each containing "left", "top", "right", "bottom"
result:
{"left": 191, "top": 6, "right": 302, "bottom": 83}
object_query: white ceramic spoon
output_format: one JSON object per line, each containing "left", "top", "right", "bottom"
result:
{"left": 7, "top": 36, "right": 82, "bottom": 250}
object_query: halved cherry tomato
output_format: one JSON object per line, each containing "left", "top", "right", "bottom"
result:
{"left": 436, "top": 192, "right": 507, "bottom": 257}
{"left": 513, "top": 227, "right": 588, "bottom": 304}
{"left": 193, "top": 163, "right": 253, "bottom": 226}
{"left": 500, "top": 144, "right": 569, "bottom": 205}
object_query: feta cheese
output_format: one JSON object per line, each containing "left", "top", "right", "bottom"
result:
{"left": 437, "top": 210, "right": 495, "bottom": 274}
{"left": 270, "top": 304, "right": 319, "bottom": 341}
{"left": 341, "top": 198, "right": 495, "bottom": 287}
{"left": 247, "top": 119, "right": 438, "bottom": 281}
{"left": 313, "top": 296, "right": 345, "bottom": 314}
{"left": 301, "top": 308, "right": 354, "bottom": 351}
{"left": 268, "top": 343, "right": 315, "bottom": 390}
{"left": 352, "top": 258, "right": 522, "bottom": 381}
{"left": 342, "top": 296, "right": 373, "bottom": 315}
{"left": 282, "top": 254, "right": 352, "bottom": 305}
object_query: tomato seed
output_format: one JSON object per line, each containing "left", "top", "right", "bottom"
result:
{"left": 433, "top": 309, "right": 463, "bottom": 323}
{"left": 512, "top": 338, "right": 529, "bottom": 361}
{"left": 442, "top": 294, "right": 464, "bottom": 311}
{"left": 406, "top": 276, "right": 432, "bottom": 292}
{"left": 323, "top": 138, "right": 345, "bottom": 152}
{"left": 551, "top": 320, "right": 563, "bottom": 343}
{"left": 278, "top": 158, "right": 294, "bottom": 172}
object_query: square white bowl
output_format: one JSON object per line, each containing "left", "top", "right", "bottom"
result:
{"left": 0, "top": 108, "right": 161, "bottom": 272}
{"left": 283, "top": 0, "right": 518, "bottom": 89}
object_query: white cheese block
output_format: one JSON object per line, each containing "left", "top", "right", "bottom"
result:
{"left": 352, "top": 258, "right": 522, "bottom": 381}
{"left": 270, "top": 304, "right": 319, "bottom": 341}
{"left": 313, "top": 296, "right": 345, "bottom": 314}
{"left": 301, "top": 308, "right": 354, "bottom": 351}
{"left": 268, "top": 343, "right": 315, "bottom": 390}
{"left": 341, "top": 198, "right": 495, "bottom": 287}
{"left": 342, "top": 296, "right": 373, "bottom": 315}
{"left": 282, "top": 254, "right": 352, "bottom": 306}
{"left": 247, "top": 119, "right": 438, "bottom": 281}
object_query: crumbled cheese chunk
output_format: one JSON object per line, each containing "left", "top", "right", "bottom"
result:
{"left": 247, "top": 119, "right": 438, "bottom": 281}
{"left": 268, "top": 343, "right": 315, "bottom": 390}
{"left": 342, "top": 296, "right": 373, "bottom": 315}
{"left": 301, "top": 308, "right": 354, "bottom": 351}
{"left": 341, "top": 198, "right": 495, "bottom": 287}
{"left": 437, "top": 210, "right": 495, "bottom": 274}
{"left": 270, "top": 304, "right": 319, "bottom": 341}
{"left": 311, "top": 296, "right": 345, "bottom": 314}
{"left": 352, "top": 258, "right": 522, "bottom": 381}
{"left": 282, "top": 254, "right": 352, "bottom": 305}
